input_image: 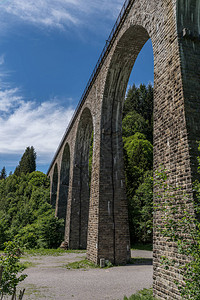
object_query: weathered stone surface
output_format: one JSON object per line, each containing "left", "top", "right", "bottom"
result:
{"left": 48, "top": 0, "right": 200, "bottom": 299}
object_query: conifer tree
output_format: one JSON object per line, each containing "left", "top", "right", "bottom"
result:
{"left": 14, "top": 146, "right": 36, "bottom": 176}
{"left": 0, "top": 167, "right": 6, "bottom": 180}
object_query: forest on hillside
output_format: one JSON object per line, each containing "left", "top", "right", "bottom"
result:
{"left": 0, "top": 147, "right": 64, "bottom": 250}
{"left": 0, "top": 83, "right": 153, "bottom": 249}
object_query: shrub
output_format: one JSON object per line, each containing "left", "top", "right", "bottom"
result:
{"left": 0, "top": 241, "right": 27, "bottom": 298}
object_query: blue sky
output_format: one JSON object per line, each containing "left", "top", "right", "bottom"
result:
{"left": 0, "top": 0, "right": 154, "bottom": 175}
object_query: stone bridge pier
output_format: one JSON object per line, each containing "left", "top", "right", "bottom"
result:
{"left": 48, "top": 0, "right": 200, "bottom": 298}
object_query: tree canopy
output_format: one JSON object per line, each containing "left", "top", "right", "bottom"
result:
{"left": 0, "top": 167, "right": 6, "bottom": 180}
{"left": 14, "top": 146, "right": 36, "bottom": 176}
{"left": 122, "top": 83, "right": 153, "bottom": 245}
{"left": 0, "top": 147, "right": 64, "bottom": 250}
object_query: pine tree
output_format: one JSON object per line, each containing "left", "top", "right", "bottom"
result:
{"left": 0, "top": 167, "right": 6, "bottom": 180}
{"left": 14, "top": 147, "right": 37, "bottom": 176}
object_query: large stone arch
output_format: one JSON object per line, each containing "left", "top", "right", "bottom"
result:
{"left": 86, "top": 0, "right": 200, "bottom": 298}
{"left": 65, "top": 107, "right": 93, "bottom": 249}
{"left": 56, "top": 143, "right": 70, "bottom": 223}
{"left": 91, "top": 25, "right": 151, "bottom": 266}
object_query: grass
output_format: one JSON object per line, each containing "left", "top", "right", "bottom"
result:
{"left": 22, "top": 283, "right": 53, "bottom": 299}
{"left": 131, "top": 244, "right": 153, "bottom": 251}
{"left": 124, "top": 288, "right": 157, "bottom": 300}
{"left": 22, "top": 248, "right": 86, "bottom": 257}
{"left": 64, "top": 259, "right": 99, "bottom": 270}
{"left": 129, "top": 258, "right": 152, "bottom": 265}
{"left": 19, "top": 260, "right": 37, "bottom": 269}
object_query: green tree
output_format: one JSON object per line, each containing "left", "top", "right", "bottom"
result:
{"left": 123, "top": 84, "right": 153, "bottom": 120}
{"left": 122, "top": 111, "right": 149, "bottom": 138}
{"left": 123, "top": 83, "right": 153, "bottom": 142}
{"left": 123, "top": 133, "right": 153, "bottom": 172}
{"left": 0, "top": 171, "right": 64, "bottom": 249}
{"left": 0, "top": 241, "right": 27, "bottom": 299}
{"left": 14, "top": 147, "right": 36, "bottom": 176}
{"left": 122, "top": 84, "right": 153, "bottom": 246}
{"left": 0, "top": 167, "right": 6, "bottom": 180}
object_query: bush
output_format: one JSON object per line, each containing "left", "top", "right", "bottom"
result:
{"left": 124, "top": 288, "right": 156, "bottom": 300}
{"left": 0, "top": 241, "right": 27, "bottom": 298}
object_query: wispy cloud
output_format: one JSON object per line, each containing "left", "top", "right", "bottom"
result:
{"left": 0, "top": 0, "right": 124, "bottom": 31}
{"left": 0, "top": 92, "right": 74, "bottom": 157}
{"left": 0, "top": 57, "right": 74, "bottom": 166}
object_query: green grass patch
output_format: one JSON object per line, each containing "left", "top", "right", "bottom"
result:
{"left": 19, "top": 261, "right": 37, "bottom": 269}
{"left": 129, "top": 258, "right": 152, "bottom": 265}
{"left": 124, "top": 288, "right": 157, "bottom": 300}
{"left": 23, "top": 248, "right": 86, "bottom": 257}
{"left": 131, "top": 244, "right": 152, "bottom": 251}
{"left": 64, "top": 259, "right": 99, "bottom": 270}
{"left": 22, "top": 284, "right": 53, "bottom": 299}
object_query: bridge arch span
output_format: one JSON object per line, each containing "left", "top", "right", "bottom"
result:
{"left": 65, "top": 107, "right": 94, "bottom": 249}
{"left": 92, "top": 25, "right": 151, "bottom": 265}
{"left": 56, "top": 142, "right": 70, "bottom": 224}
{"left": 50, "top": 163, "right": 59, "bottom": 209}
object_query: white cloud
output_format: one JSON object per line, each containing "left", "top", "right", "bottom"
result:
{"left": 0, "top": 0, "right": 124, "bottom": 31}
{"left": 0, "top": 88, "right": 22, "bottom": 113}
{"left": 0, "top": 87, "right": 74, "bottom": 164}
{"left": 0, "top": 54, "right": 74, "bottom": 166}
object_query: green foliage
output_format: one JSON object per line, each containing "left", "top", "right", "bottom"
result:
{"left": 0, "top": 241, "right": 27, "bottom": 298}
{"left": 123, "top": 83, "right": 153, "bottom": 142}
{"left": 0, "top": 171, "right": 64, "bottom": 250}
{"left": 122, "top": 84, "right": 153, "bottom": 244}
{"left": 124, "top": 288, "right": 156, "bottom": 300}
{"left": 131, "top": 244, "right": 152, "bottom": 251}
{"left": 122, "top": 111, "right": 151, "bottom": 140}
{"left": 123, "top": 131, "right": 153, "bottom": 244}
{"left": 128, "top": 171, "right": 153, "bottom": 244}
{"left": 123, "top": 133, "right": 153, "bottom": 172}
{"left": 0, "top": 167, "right": 6, "bottom": 180}
{"left": 122, "top": 84, "right": 153, "bottom": 246}
{"left": 23, "top": 248, "right": 86, "bottom": 256}
{"left": 14, "top": 146, "right": 36, "bottom": 176}
{"left": 155, "top": 167, "right": 200, "bottom": 299}
{"left": 65, "top": 259, "right": 98, "bottom": 270}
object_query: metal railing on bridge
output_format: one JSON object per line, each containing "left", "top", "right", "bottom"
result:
{"left": 47, "top": 0, "right": 134, "bottom": 174}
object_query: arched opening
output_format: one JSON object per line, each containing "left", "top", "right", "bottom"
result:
{"left": 99, "top": 25, "right": 154, "bottom": 264}
{"left": 122, "top": 39, "right": 154, "bottom": 248}
{"left": 57, "top": 143, "right": 70, "bottom": 224}
{"left": 123, "top": 82, "right": 153, "bottom": 248}
{"left": 70, "top": 107, "right": 93, "bottom": 249}
{"left": 51, "top": 163, "right": 58, "bottom": 209}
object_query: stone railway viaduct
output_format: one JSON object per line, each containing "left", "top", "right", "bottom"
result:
{"left": 47, "top": 0, "right": 200, "bottom": 298}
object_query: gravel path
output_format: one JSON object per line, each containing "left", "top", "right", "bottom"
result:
{"left": 19, "top": 250, "right": 153, "bottom": 300}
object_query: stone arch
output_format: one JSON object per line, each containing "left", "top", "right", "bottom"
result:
{"left": 100, "top": 25, "right": 151, "bottom": 265}
{"left": 86, "top": 1, "right": 200, "bottom": 296}
{"left": 51, "top": 163, "right": 58, "bottom": 209}
{"left": 67, "top": 107, "right": 93, "bottom": 249}
{"left": 56, "top": 143, "right": 70, "bottom": 223}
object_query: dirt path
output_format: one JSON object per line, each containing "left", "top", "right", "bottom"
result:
{"left": 19, "top": 250, "right": 153, "bottom": 300}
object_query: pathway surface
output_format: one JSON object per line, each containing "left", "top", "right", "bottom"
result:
{"left": 19, "top": 250, "right": 153, "bottom": 300}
